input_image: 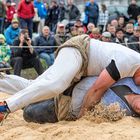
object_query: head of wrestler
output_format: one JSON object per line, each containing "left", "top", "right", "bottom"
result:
{"left": 131, "top": 97, "right": 140, "bottom": 115}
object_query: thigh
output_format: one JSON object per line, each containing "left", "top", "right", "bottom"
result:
{"left": 27, "top": 18, "right": 33, "bottom": 29}
{"left": 25, "top": 57, "right": 40, "bottom": 67}
{"left": 19, "top": 18, "right": 27, "bottom": 29}
{"left": 23, "top": 58, "right": 33, "bottom": 68}
{"left": 4, "top": 63, "right": 10, "bottom": 68}
{"left": 0, "top": 62, "right": 5, "bottom": 68}
{"left": 10, "top": 57, "right": 23, "bottom": 67}
{"left": 50, "top": 53, "right": 55, "bottom": 60}
{"left": 39, "top": 53, "right": 50, "bottom": 60}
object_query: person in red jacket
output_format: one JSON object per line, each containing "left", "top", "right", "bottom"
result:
{"left": 17, "top": 0, "right": 35, "bottom": 38}
{"left": 5, "top": 0, "right": 16, "bottom": 29}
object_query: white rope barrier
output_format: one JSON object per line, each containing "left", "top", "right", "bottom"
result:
{"left": 7, "top": 46, "right": 59, "bottom": 48}
{"left": 4, "top": 41, "right": 140, "bottom": 48}
{"left": 120, "top": 41, "right": 140, "bottom": 45}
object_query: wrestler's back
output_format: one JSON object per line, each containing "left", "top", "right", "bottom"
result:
{"left": 87, "top": 39, "right": 140, "bottom": 78}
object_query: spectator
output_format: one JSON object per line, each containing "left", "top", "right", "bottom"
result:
{"left": 0, "top": 34, "right": 11, "bottom": 73}
{"left": 107, "top": 25, "right": 116, "bottom": 41}
{"left": 34, "top": 0, "right": 47, "bottom": 33}
{"left": 5, "top": 0, "right": 16, "bottom": 29}
{"left": 55, "top": 23, "right": 71, "bottom": 45}
{"left": 34, "top": 26, "right": 56, "bottom": 67}
{"left": 128, "top": 26, "right": 140, "bottom": 53}
{"left": 74, "top": 19, "right": 87, "bottom": 33}
{"left": 11, "top": 29, "right": 43, "bottom": 76}
{"left": 74, "top": 20, "right": 83, "bottom": 28}
{"left": 84, "top": 0, "right": 99, "bottom": 26}
{"left": 98, "top": 4, "right": 108, "bottom": 33}
{"left": 125, "top": 22, "right": 134, "bottom": 39}
{"left": 118, "top": 16, "right": 126, "bottom": 29}
{"left": 4, "top": 18, "right": 20, "bottom": 45}
{"left": 101, "top": 32, "right": 111, "bottom": 42}
{"left": 70, "top": 26, "right": 78, "bottom": 37}
{"left": 110, "top": 19, "right": 118, "bottom": 28}
{"left": 89, "top": 27, "right": 101, "bottom": 39}
{"left": 77, "top": 27, "right": 85, "bottom": 35}
{"left": 128, "top": 0, "right": 140, "bottom": 22}
{"left": 86, "top": 23, "right": 95, "bottom": 35}
{"left": 0, "top": 0, "right": 6, "bottom": 33}
{"left": 66, "top": 0, "right": 81, "bottom": 22}
{"left": 49, "top": 1, "right": 59, "bottom": 32}
{"left": 113, "top": 28, "right": 128, "bottom": 46}
{"left": 17, "top": 0, "right": 35, "bottom": 38}
{"left": 33, "top": 8, "right": 40, "bottom": 33}
{"left": 58, "top": 1, "right": 66, "bottom": 22}
{"left": 134, "top": 15, "right": 140, "bottom": 27}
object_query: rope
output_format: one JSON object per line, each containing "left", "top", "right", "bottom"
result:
{"left": 7, "top": 46, "right": 59, "bottom": 48}
{"left": 4, "top": 41, "right": 140, "bottom": 48}
{"left": 120, "top": 41, "right": 140, "bottom": 45}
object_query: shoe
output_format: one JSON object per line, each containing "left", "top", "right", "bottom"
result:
{"left": 0, "top": 102, "right": 9, "bottom": 125}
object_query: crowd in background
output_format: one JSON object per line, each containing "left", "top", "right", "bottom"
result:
{"left": 0, "top": 0, "right": 140, "bottom": 77}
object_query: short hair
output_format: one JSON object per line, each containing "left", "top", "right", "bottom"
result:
{"left": 19, "top": 29, "right": 29, "bottom": 35}
{"left": 51, "top": 0, "right": 57, "bottom": 4}
{"left": 126, "top": 21, "right": 134, "bottom": 25}
{"left": 92, "top": 28, "right": 100, "bottom": 34}
{"left": 115, "top": 28, "right": 124, "bottom": 34}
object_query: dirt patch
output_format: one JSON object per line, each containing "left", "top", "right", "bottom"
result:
{"left": 82, "top": 103, "right": 125, "bottom": 123}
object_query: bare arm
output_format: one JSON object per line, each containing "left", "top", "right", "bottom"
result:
{"left": 133, "top": 67, "right": 140, "bottom": 85}
{"left": 78, "top": 69, "right": 116, "bottom": 118}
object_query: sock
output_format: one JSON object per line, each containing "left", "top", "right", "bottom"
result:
{"left": 0, "top": 104, "right": 8, "bottom": 112}
{"left": 0, "top": 102, "right": 10, "bottom": 112}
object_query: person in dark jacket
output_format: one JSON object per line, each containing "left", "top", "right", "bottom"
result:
{"left": 127, "top": 0, "right": 140, "bottom": 22}
{"left": 128, "top": 26, "right": 140, "bottom": 53}
{"left": 34, "top": 26, "right": 57, "bottom": 67}
{"left": 107, "top": 24, "right": 116, "bottom": 41}
{"left": 125, "top": 22, "right": 134, "bottom": 39}
{"left": 17, "top": 0, "right": 35, "bottom": 38}
{"left": 49, "top": 1, "right": 59, "bottom": 32}
{"left": 113, "top": 28, "right": 128, "bottom": 46}
{"left": 11, "top": 29, "right": 44, "bottom": 76}
{"left": 66, "top": 0, "right": 81, "bottom": 22}
{"left": 58, "top": 1, "right": 66, "bottom": 22}
{"left": 84, "top": 0, "right": 99, "bottom": 26}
